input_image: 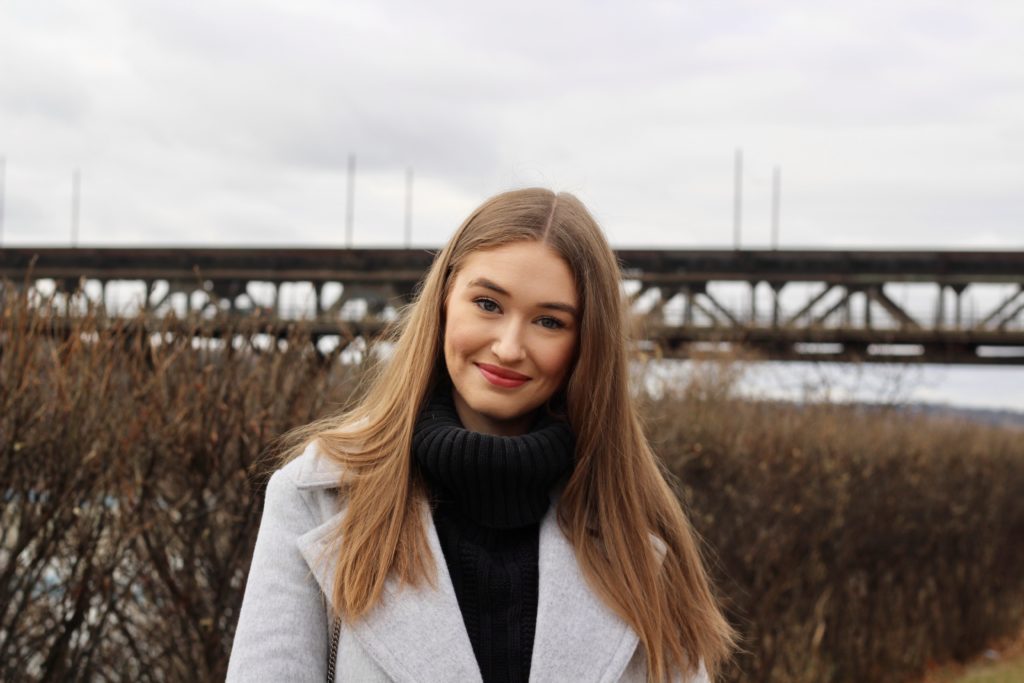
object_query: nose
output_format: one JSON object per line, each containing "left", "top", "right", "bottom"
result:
{"left": 491, "top": 319, "right": 527, "bottom": 363}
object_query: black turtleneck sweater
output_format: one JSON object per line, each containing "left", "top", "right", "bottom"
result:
{"left": 413, "top": 383, "right": 575, "bottom": 683}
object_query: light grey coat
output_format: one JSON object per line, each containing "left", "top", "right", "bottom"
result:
{"left": 226, "top": 443, "right": 709, "bottom": 682}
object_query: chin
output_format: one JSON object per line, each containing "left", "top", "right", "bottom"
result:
{"left": 474, "top": 401, "right": 533, "bottom": 423}
{"left": 462, "top": 390, "right": 541, "bottom": 420}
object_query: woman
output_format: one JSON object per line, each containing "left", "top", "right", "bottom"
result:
{"left": 227, "top": 188, "right": 734, "bottom": 682}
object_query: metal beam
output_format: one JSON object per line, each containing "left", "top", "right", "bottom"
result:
{"left": 865, "top": 285, "right": 920, "bottom": 329}
{"left": 976, "top": 285, "right": 1024, "bottom": 329}
{"left": 997, "top": 299, "right": 1024, "bottom": 331}
{"left": 699, "top": 289, "right": 741, "bottom": 327}
{"left": 785, "top": 285, "right": 834, "bottom": 326}
{"left": 4, "top": 247, "right": 1024, "bottom": 284}
{"left": 812, "top": 287, "right": 854, "bottom": 326}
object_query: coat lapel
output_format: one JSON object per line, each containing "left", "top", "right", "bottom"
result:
{"left": 529, "top": 512, "right": 640, "bottom": 683}
{"left": 292, "top": 446, "right": 640, "bottom": 683}
{"left": 345, "top": 510, "right": 483, "bottom": 683}
{"left": 294, "top": 450, "right": 482, "bottom": 683}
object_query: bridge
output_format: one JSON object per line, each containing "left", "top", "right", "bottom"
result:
{"left": 2, "top": 246, "right": 1023, "bottom": 365}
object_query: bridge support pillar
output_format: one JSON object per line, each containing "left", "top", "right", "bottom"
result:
{"left": 100, "top": 279, "right": 107, "bottom": 313}
{"left": 771, "top": 283, "right": 784, "bottom": 328}
{"left": 952, "top": 284, "right": 967, "bottom": 329}
{"left": 748, "top": 281, "right": 759, "bottom": 324}
{"left": 682, "top": 285, "right": 694, "bottom": 326}
{"left": 934, "top": 284, "right": 947, "bottom": 329}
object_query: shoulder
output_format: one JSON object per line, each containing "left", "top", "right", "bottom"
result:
{"left": 261, "top": 440, "right": 349, "bottom": 534}
{"left": 278, "top": 439, "right": 346, "bottom": 491}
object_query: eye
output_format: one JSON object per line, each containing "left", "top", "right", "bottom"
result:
{"left": 538, "top": 316, "right": 566, "bottom": 330}
{"left": 473, "top": 297, "right": 500, "bottom": 313}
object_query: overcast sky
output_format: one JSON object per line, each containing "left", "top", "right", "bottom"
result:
{"left": 2, "top": 0, "right": 1023, "bottom": 408}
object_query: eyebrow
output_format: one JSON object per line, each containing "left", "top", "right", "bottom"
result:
{"left": 467, "top": 277, "right": 579, "bottom": 319}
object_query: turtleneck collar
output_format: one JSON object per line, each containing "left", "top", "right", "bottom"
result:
{"left": 413, "top": 380, "right": 575, "bottom": 529}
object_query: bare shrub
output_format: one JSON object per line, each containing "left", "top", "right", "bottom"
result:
{"left": 2, "top": 284, "right": 1022, "bottom": 682}
{"left": 0, "top": 285, "right": 357, "bottom": 681}
{"left": 645, "top": 358, "right": 1024, "bottom": 683}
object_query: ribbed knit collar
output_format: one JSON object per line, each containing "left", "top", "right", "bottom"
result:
{"left": 413, "top": 381, "right": 575, "bottom": 529}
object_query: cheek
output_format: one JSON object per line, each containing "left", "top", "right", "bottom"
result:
{"left": 442, "top": 319, "right": 458, "bottom": 371}
{"left": 443, "top": 308, "right": 475, "bottom": 368}
{"left": 540, "top": 338, "right": 577, "bottom": 381}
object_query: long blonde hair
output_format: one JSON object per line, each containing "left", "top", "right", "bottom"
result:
{"left": 279, "top": 188, "right": 735, "bottom": 681}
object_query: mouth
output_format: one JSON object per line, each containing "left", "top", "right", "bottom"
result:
{"left": 476, "top": 362, "right": 531, "bottom": 388}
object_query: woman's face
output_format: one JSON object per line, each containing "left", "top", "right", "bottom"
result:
{"left": 443, "top": 240, "right": 579, "bottom": 436}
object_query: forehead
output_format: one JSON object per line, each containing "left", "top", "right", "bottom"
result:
{"left": 454, "top": 241, "right": 577, "bottom": 304}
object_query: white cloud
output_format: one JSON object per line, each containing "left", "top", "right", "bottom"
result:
{"left": 3, "top": 0, "right": 1022, "bottom": 247}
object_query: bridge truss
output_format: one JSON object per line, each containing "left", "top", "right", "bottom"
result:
{"left": 2, "top": 247, "right": 1023, "bottom": 365}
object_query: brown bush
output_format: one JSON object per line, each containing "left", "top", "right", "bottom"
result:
{"left": 644, "top": 359, "right": 1024, "bottom": 683}
{"left": 0, "top": 286, "right": 358, "bottom": 681}
{"left": 2, "top": 285, "right": 1022, "bottom": 682}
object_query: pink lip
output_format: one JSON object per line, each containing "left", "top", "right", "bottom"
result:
{"left": 476, "top": 363, "right": 531, "bottom": 388}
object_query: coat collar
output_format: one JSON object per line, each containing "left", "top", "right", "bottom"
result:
{"left": 293, "top": 444, "right": 640, "bottom": 683}
{"left": 292, "top": 441, "right": 346, "bottom": 490}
